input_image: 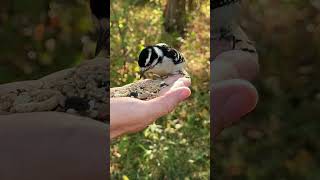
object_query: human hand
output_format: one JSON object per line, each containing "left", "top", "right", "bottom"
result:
{"left": 0, "top": 112, "right": 108, "bottom": 179}
{"left": 110, "top": 75, "right": 191, "bottom": 139}
{"left": 211, "top": 49, "right": 259, "bottom": 137}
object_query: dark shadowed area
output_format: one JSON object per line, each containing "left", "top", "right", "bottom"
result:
{"left": 214, "top": 0, "right": 320, "bottom": 179}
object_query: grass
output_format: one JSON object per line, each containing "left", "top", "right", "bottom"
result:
{"left": 110, "top": 1, "right": 210, "bottom": 179}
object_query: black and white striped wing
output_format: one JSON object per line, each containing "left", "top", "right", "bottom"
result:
{"left": 170, "top": 48, "right": 185, "bottom": 65}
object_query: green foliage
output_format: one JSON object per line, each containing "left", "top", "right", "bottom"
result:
{"left": 110, "top": 0, "right": 210, "bottom": 179}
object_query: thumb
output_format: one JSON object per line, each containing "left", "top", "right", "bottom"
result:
{"left": 212, "top": 79, "right": 258, "bottom": 137}
{"left": 147, "top": 87, "right": 191, "bottom": 119}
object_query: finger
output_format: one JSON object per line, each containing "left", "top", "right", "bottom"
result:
{"left": 159, "top": 77, "right": 191, "bottom": 95}
{"left": 217, "top": 50, "right": 259, "bottom": 80}
{"left": 211, "top": 50, "right": 259, "bottom": 82}
{"left": 211, "top": 79, "right": 258, "bottom": 137}
{"left": 147, "top": 87, "right": 191, "bottom": 119}
{"left": 163, "top": 74, "right": 184, "bottom": 84}
{"left": 171, "top": 78, "right": 191, "bottom": 89}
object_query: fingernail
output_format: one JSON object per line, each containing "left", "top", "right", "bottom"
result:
{"left": 178, "top": 89, "right": 191, "bottom": 100}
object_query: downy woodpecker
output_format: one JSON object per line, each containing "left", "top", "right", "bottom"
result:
{"left": 138, "top": 43, "right": 187, "bottom": 78}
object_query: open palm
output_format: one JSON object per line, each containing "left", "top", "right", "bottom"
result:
{"left": 110, "top": 75, "right": 191, "bottom": 139}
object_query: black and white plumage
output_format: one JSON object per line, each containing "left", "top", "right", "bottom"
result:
{"left": 90, "top": 0, "right": 110, "bottom": 57}
{"left": 211, "top": 0, "right": 257, "bottom": 60}
{"left": 138, "top": 43, "right": 186, "bottom": 77}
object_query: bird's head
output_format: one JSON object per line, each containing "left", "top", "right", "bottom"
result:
{"left": 138, "top": 46, "right": 164, "bottom": 77}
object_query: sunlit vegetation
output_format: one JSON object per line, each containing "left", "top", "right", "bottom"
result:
{"left": 110, "top": 0, "right": 210, "bottom": 179}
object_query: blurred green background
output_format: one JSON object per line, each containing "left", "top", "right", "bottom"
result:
{"left": 0, "top": 0, "right": 96, "bottom": 84}
{"left": 215, "top": 0, "right": 320, "bottom": 179}
{"left": 110, "top": 0, "right": 210, "bottom": 179}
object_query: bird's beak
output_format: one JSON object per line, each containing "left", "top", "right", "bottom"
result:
{"left": 139, "top": 69, "right": 145, "bottom": 78}
{"left": 140, "top": 67, "right": 149, "bottom": 78}
{"left": 95, "top": 25, "right": 109, "bottom": 56}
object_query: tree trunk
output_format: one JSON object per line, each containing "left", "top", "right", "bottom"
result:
{"left": 188, "top": 0, "right": 197, "bottom": 12}
{"left": 164, "top": 0, "right": 187, "bottom": 35}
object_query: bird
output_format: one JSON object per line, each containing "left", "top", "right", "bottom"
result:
{"left": 138, "top": 43, "right": 188, "bottom": 78}
{"left": 112, "top": 43, "right": 189, "bottom": 100}
{"left": 211, "top": 0, "right": 256, "bottom": 59}
{"left": 90, "top": 0, "right": 110, "bottom": 57}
